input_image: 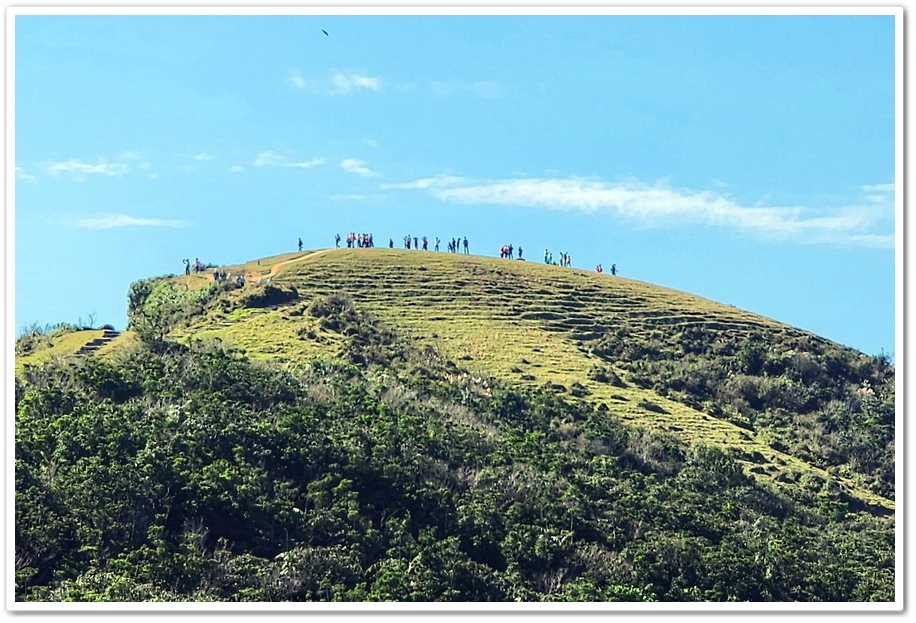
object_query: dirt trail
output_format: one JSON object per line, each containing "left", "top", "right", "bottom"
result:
{"left": 202, "top": 248, "right": 336, "bottom": 283}
{"left": 260, "top": 248, "right": 335, "bottom": 280}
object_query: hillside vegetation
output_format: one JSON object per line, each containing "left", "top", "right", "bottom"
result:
{"left": 14, "top": 248, "right": 895, "bottom": 602}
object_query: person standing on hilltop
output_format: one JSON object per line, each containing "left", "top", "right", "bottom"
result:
{"left": 463, "top": 237, "right": 469, "bottom": 254}
{"left": 518, "top": 246, "right": 523, "bottom": 260}
{"left": 435, "top": 237, "right": 440, "bottom": 252}
{"left": 183, "top": 258, "right": 190, "bottom": 276}
{"left": 611, "top": 264, "right": 617, "bottom": 276}
{"left": 335, "top": 233, "right": 340, "bottom": 248}
{"left": 298, "top": 238, "right": 303, "bottom": 252}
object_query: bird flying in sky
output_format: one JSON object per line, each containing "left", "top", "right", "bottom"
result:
{"left": 322, "top": 29, "right": 329, "bottom": 36}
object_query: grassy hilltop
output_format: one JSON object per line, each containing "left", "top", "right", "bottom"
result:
{"left": 159, "top": 248, "right": 893, "bottom": 510}
{"left": 14, "top": 247, "right": 895, "bottom": 602}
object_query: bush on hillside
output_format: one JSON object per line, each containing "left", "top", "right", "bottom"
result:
{"left": 239, "top": 284, "right": 299, "bottom": 309}
{"left": 13, "top": 310, "right": 896, "bottom": 603}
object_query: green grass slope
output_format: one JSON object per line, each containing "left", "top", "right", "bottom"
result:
{"left": 14, "top": 247, "right": 895, "bottom": 602}
{"left": 149, "top": 248, "right": 892, "bottom": 514}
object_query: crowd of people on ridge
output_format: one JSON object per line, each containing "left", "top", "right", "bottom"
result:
{"left": 499, "top": 244, "right": 522, "bottom": 259}
{"left": 212, "top": 268, "right": 247, "bottom": 287}
{"left": 319, "top": 232, "right": 618, "bottom": 275}
{"left": 336, "top": 232, "right": 374, "bottom": 248}
{"left": 544, "top": 250, "right": 572, "bottom": 268}
{"left": 181, "top": 230, "right": 618, "bottom": 292}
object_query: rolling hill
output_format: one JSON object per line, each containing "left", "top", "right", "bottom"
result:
{"left": 14, "top": 247, "right": 895, "bottom": 602}
{"left": 152, "top": 248, "right": 895, "bottom": 511}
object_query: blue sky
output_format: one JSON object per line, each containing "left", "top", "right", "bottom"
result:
{"left": 11, "top": 10, "right": 898, "bottom": 358}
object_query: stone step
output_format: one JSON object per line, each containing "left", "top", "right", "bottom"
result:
{"left": 75, "top": 332, "right": 120, "bottom": 357}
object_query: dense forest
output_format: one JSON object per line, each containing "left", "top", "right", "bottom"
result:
{"left": 14, "top": 292, "right": 895, "bottom": 602}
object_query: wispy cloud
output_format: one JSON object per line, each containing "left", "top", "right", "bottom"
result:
{"left": 285, "top": 157, "right": 326, "bottom": 169}
{"left": 15, "top": 167, "right": 38, "bottom": 183}
{"left": 387, "top": 175, "right": 893, "bottom": 248}
{"left": 331, "top": 72, "right": 381, "bottom": 94}
{"left": 229, "top": 165, "right": 244, "bottom": 173}
{"left": 289, "top": 70, "right": 382, "bottom": 95}
{"left": 195, "top": 152, "right": 213, "bottom": 161}
{"left": 862, "top": 183, "right": 894, "bottom": 193}
{"left": 380, "top": 174, "right": 467, "bottom": 190}
{"left": 251, "top": 151, "right": 326, "bottom": 170}
{"left": 40, "top": 159, "right": 129, "bottom": 180}
{"left": 340, "top": 158, "right": 378, "bottom": 177}
{"left": 289, "top": 71, "right": 307, "bottom": 90}
{"left": 69, "top": 213, "right": 190, "bottom": 229}
{"left": 253, "top": 150, "right": 284, "bottom": 167}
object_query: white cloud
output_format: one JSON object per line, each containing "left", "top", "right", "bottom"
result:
{"left": 139, "top": 162, "right": 151, "bottom": 170}
{"left": 15, "top": 167, "right": 38, "bottom": 183}
{"left": 861, "top": 183, "right": 894, "bottom": 193}
{"left": 381, "top": 174, "right": 467, "bottom": 190}
{"left": 229, "top": 165, "right": 244, "bottom": 173}
{"left": 331, "top": 72, "right": 381, "bottom": 94}
{"left": 285, "top": 157, "right": 326, "bottom": 169}
{"left": 118, "top": 151, "right": 145, "bottom": 161}
{"left": 40, "top": 159, "right": 129, "bottom": 179}
{"left": 393, "top": 175, "right": 893, "bottom": 248}
{"left": 290, "top": 70, "right": 382, "bottom": 95}
{"left": 340, "top": 158, "right": 378, "bottom": 177}
{"left": 254, "top": 150, "right": 284, "bottom": 167}
{"left": 365, "top": 139, "right": 379, "bottom": 149}
{"left": 195, "top": 152, "right": 213, "bottom": 161}
{"left": 289, "top": 72, "right": 307, "bottom": 90}
{"left": 69, "top": 213, "right": 189, "bottom": 229}
{"left": 330, "top": 194, "right": 365, "bottom": 201}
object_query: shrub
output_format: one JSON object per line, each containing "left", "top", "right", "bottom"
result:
{"left": 239, "top": 284, "right": 299, "bottom": 309}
